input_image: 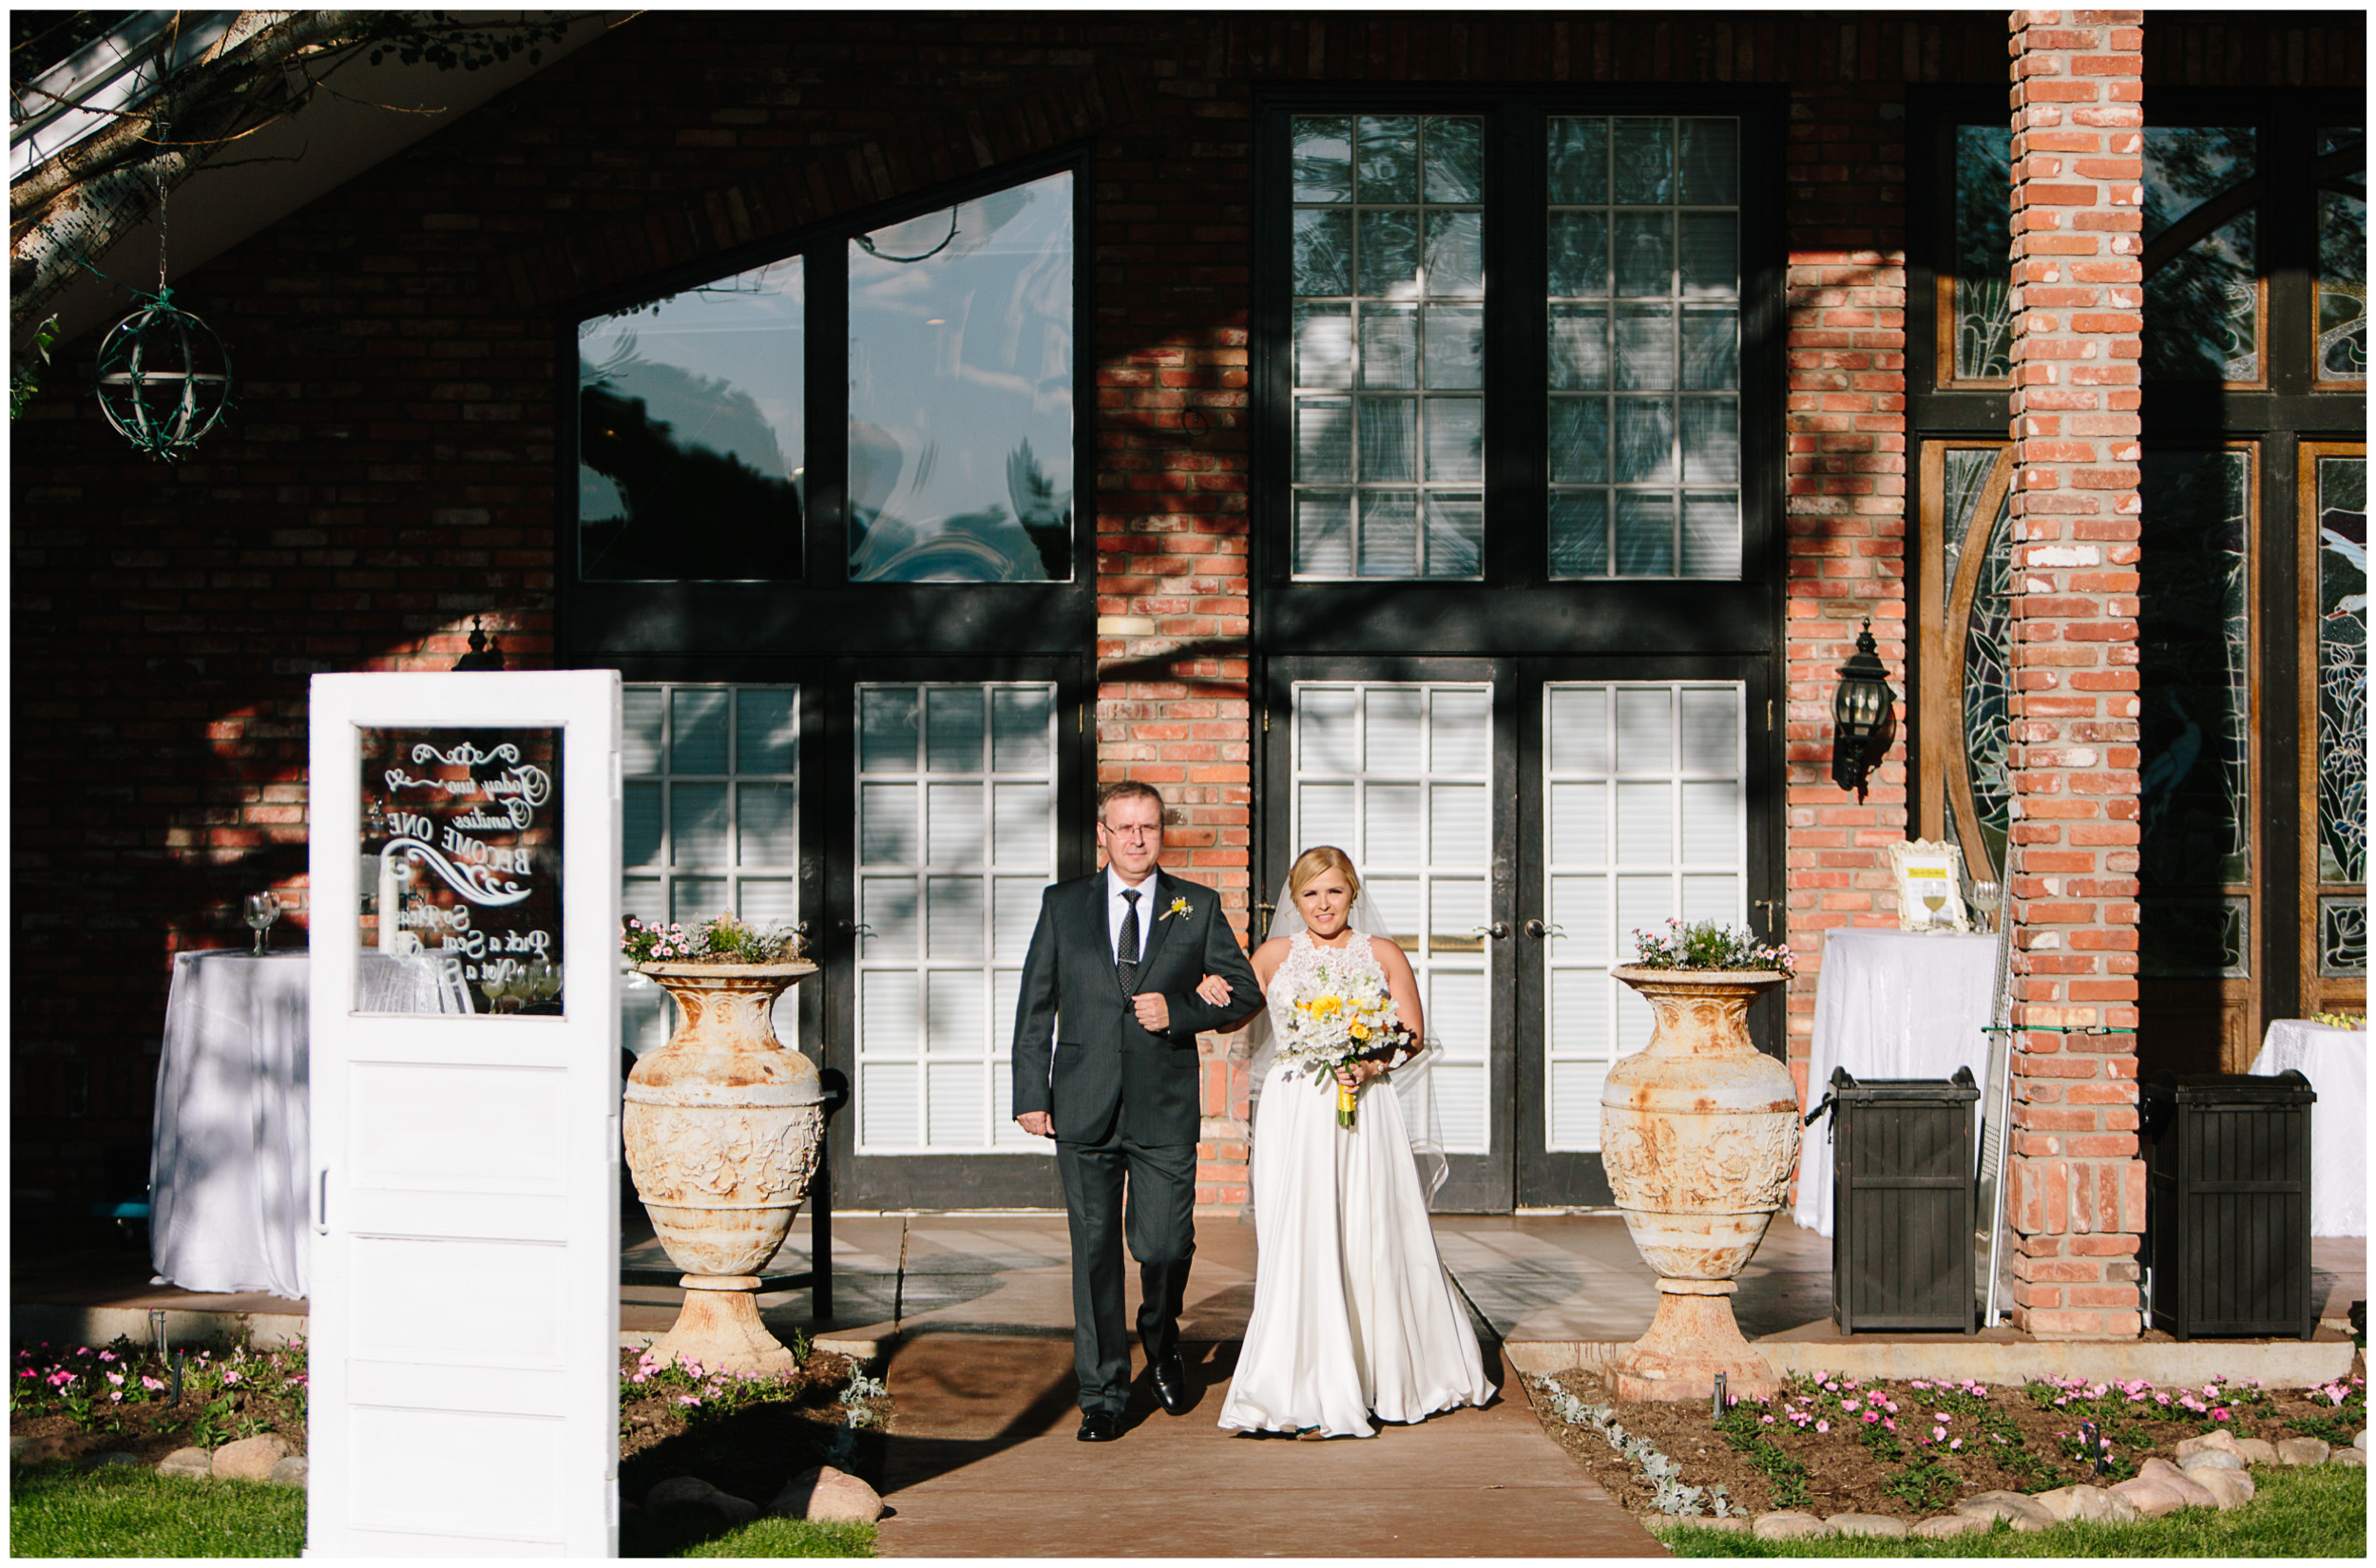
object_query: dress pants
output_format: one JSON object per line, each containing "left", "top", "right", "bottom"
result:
{"left": 1054, "top": 1125, "right": 1196, "bottom": 1415}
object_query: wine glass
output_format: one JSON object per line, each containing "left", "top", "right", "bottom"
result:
{"left": 1970, "top": 880, "right": 2002, "bottom": 933}
{"left": 1921, "top": 890, "right": 1948, "bottom": 930}
{"left": 242, "top": 891, "right": 282, "bottom": 955}
{"left": 527, "top": 958, "right": 562, "bottom": 1008}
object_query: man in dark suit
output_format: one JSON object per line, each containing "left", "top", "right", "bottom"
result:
{"left": 1012, "top": 779, "right": 1263, "bottom": 1442}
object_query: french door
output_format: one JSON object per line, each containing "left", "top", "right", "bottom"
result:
{"left": 1263, "top": 655, "right": 1778, "bottom": 1211}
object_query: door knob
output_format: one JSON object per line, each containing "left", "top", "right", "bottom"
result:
{"left": 838, "top": 920, "right": 874, "bottom": 936}
{"left": 1471, "top": 922, "right": 1510, "bottom": 941}
{"left": 1523, "top": 919, "right": 1567, "bottom": 941}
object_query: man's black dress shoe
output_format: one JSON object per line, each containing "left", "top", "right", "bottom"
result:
{"left": 1077, "top": 1409, "right": 1121, "bottom": 1443}
{"left": 1151, "top": 1350, "right": 1193, "bottom": 1416}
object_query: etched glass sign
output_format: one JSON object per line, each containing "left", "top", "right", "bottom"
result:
{"left": 2316, "top": 127, "right": 2366, "bottom": 383}
{"left": 357, "top": 728, "right": 565, "bottom": 1016}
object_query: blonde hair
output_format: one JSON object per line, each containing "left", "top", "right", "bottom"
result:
{"left": 1288, "top": 845, "right": 1360, "bottom": 902}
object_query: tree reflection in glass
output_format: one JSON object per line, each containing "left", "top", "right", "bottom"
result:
{"left": 848, "top": 172, "right": 1074, "bottom": 583}
{"left": 577, "top": 259, "right": 805, "bottom": 582}
{"left": 2141, "top": 126, "right": 2259, "bottom": 383}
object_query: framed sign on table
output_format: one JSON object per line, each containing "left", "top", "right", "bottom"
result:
{"left": 1889, "top": 839, "right": 1970, "bottom": 932}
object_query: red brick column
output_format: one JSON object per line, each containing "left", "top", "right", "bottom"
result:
{"left": 2002, "top": 10, "right": 2146, "bottom": 1339}
{"left": 1780, "top": 84, "right": 1909, "bottom": 1112}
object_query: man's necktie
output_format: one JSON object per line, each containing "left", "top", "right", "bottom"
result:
{"left": 1117, "top": 888, "right": 1141, "bottom": 996}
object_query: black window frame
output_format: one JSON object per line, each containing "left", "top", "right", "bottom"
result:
{"left": 559, "top": 145, "right": 1098, "bottom": 663}
{"left": 1252, "top": 86, "right": 1788, "bottom": 660}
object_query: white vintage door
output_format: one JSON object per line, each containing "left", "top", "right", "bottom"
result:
{"left": 307, "top": 670, "right": 621, "bottom": 1558}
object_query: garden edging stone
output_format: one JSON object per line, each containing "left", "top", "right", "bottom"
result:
{"left": 156, "top": 1446, "right": 212, "bottom": 1479}
{"left": 1952, "top": 1490, "right": 2056, "bottom": 1531}
{"left": 1910, "top": 1512, "right": 1990, "bottom": 1539}
{"left": 2135, "top": 1456, "right": 2217, "bottom": 1508}
{"left": 1751, "top": 1509, "right": 1833, "bottom": 1539}
{"left": 268, "top": 1455, "right": 308, "bottom": 1488}
{"left": 2275, "top": 1436, "right": 2331, "bottom": 1465}
{"left": 2032, "top": 1484, "right": 2138, "bottom": 1524}
{"left": 1824, "top": 1511, "right": 1908, "bottom": 1538}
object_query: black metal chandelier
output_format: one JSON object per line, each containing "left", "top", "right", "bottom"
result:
{"left": 93, "top": 288, "right": 232, "bottom": 461}
{"left": 1830, "top": 619, "right": 1898, "bottom": 802}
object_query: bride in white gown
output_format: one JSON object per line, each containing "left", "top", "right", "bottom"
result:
{"left": 1203, "top": 846, "right": 1494, "bottom": 1439}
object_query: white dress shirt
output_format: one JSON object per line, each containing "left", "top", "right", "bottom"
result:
{"left": 1105, "top": 865, "right": 1159, "bottom": 966}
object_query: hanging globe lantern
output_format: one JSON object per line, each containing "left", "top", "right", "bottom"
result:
{"left": 93, "top": 289, "right": 232, "bottom": 460}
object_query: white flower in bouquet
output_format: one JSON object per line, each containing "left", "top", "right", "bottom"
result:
{"left": 1275, "top": 953, "right": 1408, "bottom": 1128}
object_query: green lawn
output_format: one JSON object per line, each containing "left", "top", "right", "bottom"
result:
{"left": 10, "top": 1463, "right": 307, "bottom": 1558}
{"left": 1652, "top": 1462, "right": 2366, "bottom": 1558}
{"left": 8, "top": 1461, "right": 873, "bottom": 1558}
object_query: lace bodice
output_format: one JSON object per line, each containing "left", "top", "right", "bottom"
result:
{"left": 1265, "top": 927, "right": 1389, "bottom": 1035}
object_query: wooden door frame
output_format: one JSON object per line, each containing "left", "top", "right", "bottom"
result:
{"left": 2297, "top": 440, "right": 2369, "bottom": 1020}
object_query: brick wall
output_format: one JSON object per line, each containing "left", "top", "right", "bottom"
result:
{"left": 2000, "top": 9, "right": 2146, "bottom": 1339}
{"left": 26, "top": 12, "right": 2314, "bottom": 1220}
{"left": 1778, "top": 81, "right": 1909, "bottom": 1112}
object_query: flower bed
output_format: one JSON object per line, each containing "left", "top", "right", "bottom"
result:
{"left": 618, "top": 1343, "right": 888, "bottom": 1507}
{"left": 11, "top": 1337, "right": 309, "bottom": 1466}
{"left": 1530, "top": 1361, "right": 2366, "bottom": 1521}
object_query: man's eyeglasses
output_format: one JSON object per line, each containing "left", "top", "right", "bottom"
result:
{"left": 1100, "top": 822, "right": 1161, "bottom": 840}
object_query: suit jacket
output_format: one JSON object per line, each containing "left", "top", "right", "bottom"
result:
{"left": 1010, "top": 868, "right": 1264, "bottom": 1146}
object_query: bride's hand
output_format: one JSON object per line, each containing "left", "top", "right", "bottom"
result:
{"left": 1331, "top": 1060, "right": 1386, "bottom": 1089}
{"left": 1194, "top": 972, "right": 1233, "bottom": 1006}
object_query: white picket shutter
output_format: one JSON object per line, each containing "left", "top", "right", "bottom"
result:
{"left": 306, "top": 671, "right": 621, "bottom": 1558}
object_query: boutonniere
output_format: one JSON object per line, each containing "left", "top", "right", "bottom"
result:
{"left": 1158, "top": 895, "right": 1193, "bottom": 923}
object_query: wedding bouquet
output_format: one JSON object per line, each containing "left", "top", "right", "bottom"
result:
{"left": 1275, "top": 955, "right": 1412, "bottom": 1128}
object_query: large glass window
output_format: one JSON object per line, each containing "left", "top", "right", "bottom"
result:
{"left": 2141, "top": 126, "right": 2261, "bottom": 384}
{"left": 853, "top": 682, "right": 1059, "bottom": 1154}
{"left": 619, "top": 684, "right": 802, "bottom": 1054}
{"left": 2311, "top": 453, "right": 2366, "bottom": 984}
{"left": 1946, "top": 125, "right": 2015, "bottom": 384}
{"left": 1547, "top": 116, "right": 1741, "bottom": 578}
{"left": 1288, "top": 115, "right": 1486, "bottom": 579}
{"left": 578, "top": 260, "right": 805, "bottom": 582}
{"left": 572, "top": 165, "right": 1076, "bottom": 590}
{"left": 849, "top": 172, "right": 1075, "bottom": 583}
{"left": 2316, "top": 127, "right": 2367, "bottom": 383}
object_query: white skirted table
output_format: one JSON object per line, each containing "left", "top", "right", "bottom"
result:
{"left": 1792, "top": 927, "right": 2000, "bottom": 1238}
{"left": 2249, "top": 1020, "right": 2367, "bottom": 1238}
{"left": 149, "top": 948, "right": 470, "bottom": 1299}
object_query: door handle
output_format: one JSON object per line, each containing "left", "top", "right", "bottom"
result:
{"left": 315, "top": 1169, "right": 329, "bottom": 1235}
{"left": 837, "top": 920, "right": 874, "bottom": 937}
{"left": 1523, "top": 919, "right": 1566, "bottom": 941}
{"left": 1471, "top": 923, "right": 1510, "bottom": 942}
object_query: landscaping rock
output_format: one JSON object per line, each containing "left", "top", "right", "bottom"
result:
{"left": 2233, "top": 1437, "right": 2278, "bottom": 1466}
{"left": 2189, "top": 1467, "right": 2253, "bottom": 1510}
{"left": 2355, "top": 1429, "right": 2367, "bottom": 1452}
{"left": 12, "top": 1434, "right": 70, "bottom": 1465}
{"left": 89, "top": 1452, "right": 144, "bottom": 1469}
{"left": 1911, "top": 1512, "right": 1991, "bottom": 1539}
{"left": 1953, "top": 1490, "right": 2055, "bottom": 1532}
{"left": 2109, "top": 1477, "right": 2188, "bottom": 1519}
{"left": 768, "top": 1464, "right": 883, "bottom": 1524}
{"left": 2136, "top": 1457, "right": 2216, "bottom": 1509}
{"left": 2033, "top": 1484, "right": 2137, "bottom": 1524}
{"left": 707, "top": 1491, "right": 759, "bottom": 1526}
{"left": 1679, "top": 1516, "right": 1750, "bottom": 1532}
{"left": 1825, "top": 1512, "right": 1908, "bottom": 1539}
{"left": 268, "top": 1456, "right": 309, "bottom": 1488}
{"left": 1752, "top": 1510, "right": 1834, "bottom": 1540}
{"left": 2275, "top": 1437, "right": 2332, "bottom": 1466}
{"left": 645, "top": 1476, "right": 721, "bottom": 1511}
{"left": 156, "top": 1447, "right": 213, "bottom": 1480}
{"left": 2179, "top": 1446, "right": 2245, "bottom": 1473}
{"left": 211, "top": 1435, "right": 292, "bottom": 1483}
{"left": 2332, "top": 1447, "right": 2365, "bottom": 1468}
{"left": 2175, "top": 1429, "right": 2240, "bottom": 1460}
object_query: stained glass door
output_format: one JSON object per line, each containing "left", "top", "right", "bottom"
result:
{"left": 2301, "top": 446, "right": 2367, "bottom": 1016}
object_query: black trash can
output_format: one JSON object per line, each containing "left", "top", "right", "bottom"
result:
{"left": 2140, "top": 1070, "right": 2316, "bottom": 1341}
{"left": 1813, "top": 1065, "right": 1980, "bottom": 1334}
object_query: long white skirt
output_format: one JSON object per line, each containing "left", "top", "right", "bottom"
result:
{"left": 1217, "top": 1061, "right": 1494, "bottom": 1437}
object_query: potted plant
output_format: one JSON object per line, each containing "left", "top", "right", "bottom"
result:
{"left": 621, "top": 912, "right": 820, "bottom": 1375}
{"left": 1600, "top": 919, "right": 1798, "bottom": 1402}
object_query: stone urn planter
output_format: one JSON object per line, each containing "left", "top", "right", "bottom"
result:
{"left": 623, "top": 959, "right": 823, "bottom": 1376}
{"left": 1600, "top": 965, "right": 1798, "bottom": 1402}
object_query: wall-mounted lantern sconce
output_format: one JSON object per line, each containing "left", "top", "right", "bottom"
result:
{"left": 1830, "top": 619, "right": 1896, "bottom": 803}
{"left": 451, "top": 617, "right": 505, "bottom": 672}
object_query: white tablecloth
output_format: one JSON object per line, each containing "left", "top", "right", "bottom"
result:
{"left": 2250, "top": 1020, "right": 2367, "bottom": 1237}
{"left": 1792, "top": 927, "right": 2000, "bottom": 1237}
{"left": 149, "top": 949, "right": 469, "bottom": 1298}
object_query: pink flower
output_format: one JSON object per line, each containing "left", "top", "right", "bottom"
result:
{"left": 97, "top": 1351, "right": 117, "bottom": 1364}
{"left": 1843, "top": 1398, "right": 1861, "bottom": 1412}
{"left": 109, "top": 1391, "right": 124, "bottom": 1403}
{"left": 141, "top": 1376, "right": 165, "bottom": 1391}
{"left": 1884, "top": 1419, "right": 1897, "bottom": 1432}
{"left": 2213, "top": 1408, "right": 2231, "bottom": 1423}
{"left": 1816, "top": 1420, "right": 1830, "bottom": 1435}
{"left": 1761, "top": 1414, "right": 1774, "bottom": 1425}
{"left": 105, "top": 1371, "right": 124, "bottom": 1386}
{"left": 1949, "top": 1438, "right": 1963, "bottom": 1450}
{"left": 677, "top": 1395, "right": 700, "bottom": 1406}
{"left": 1862, "top": 1410, "right": 1879, "bottom": 1425}
{"left": 1932, "top": 1427, "right": 1948, "bottom": 1443}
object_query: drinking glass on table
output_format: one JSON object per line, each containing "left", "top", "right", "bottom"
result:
{"left": 243, "top": 892, "right": 283, "bottom": 955}
{"left": 1969, "top": 880, "right": 2002, "bottom": 933}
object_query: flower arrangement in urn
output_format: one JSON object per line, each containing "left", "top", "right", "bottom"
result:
{"left": 1600, "top": 918, "right": 1801, "bottom": 1403}
{"left": 622, "top": 910, "right": 822, "bottom": 1376}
